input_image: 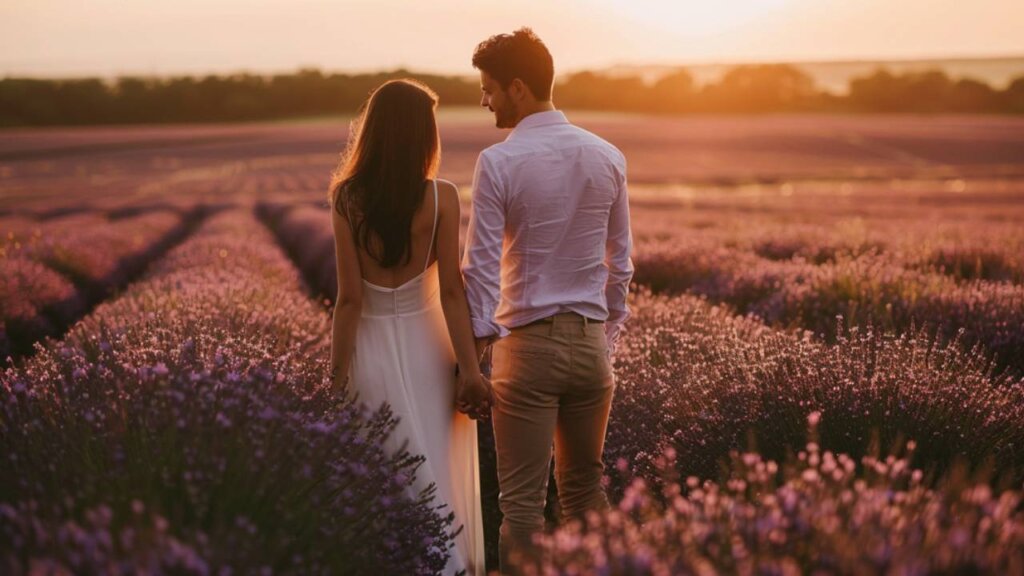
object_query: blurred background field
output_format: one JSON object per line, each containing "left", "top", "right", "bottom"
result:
{"left": 4, "top": 108, "right": 1024, "bottom": 201}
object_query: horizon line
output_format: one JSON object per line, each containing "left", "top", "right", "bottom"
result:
{"left": 3, "top": 50, "right": 1023, "bottom": 82}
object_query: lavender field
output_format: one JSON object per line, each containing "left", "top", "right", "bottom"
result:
{"left": 3, "top": 113, "right": 1024, "bottom": 574}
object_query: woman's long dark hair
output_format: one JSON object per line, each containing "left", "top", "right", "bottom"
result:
{"left": 329, "top": 79, "right": 441, "bottom": 268}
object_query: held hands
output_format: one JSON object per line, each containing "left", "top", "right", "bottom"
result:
{"left": 456, "top": 336, "right": 498, "bottom": 420}
{"left": 455, "top": 367, "right": 493, "bottom": 421}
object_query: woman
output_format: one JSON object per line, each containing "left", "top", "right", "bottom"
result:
{"left": 328, "top": 79, "right": 488, "bottom": 575}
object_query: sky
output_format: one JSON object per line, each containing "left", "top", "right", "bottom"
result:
{"left": 1, "top": 0, "right": 1022, "bottom": 78}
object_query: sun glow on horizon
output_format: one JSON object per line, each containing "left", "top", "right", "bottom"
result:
{"left": 0, "top": 0, "right": 1021, "bottom": 78}
{"left": 597, "top": 0, "right": 794, "bottom": 38}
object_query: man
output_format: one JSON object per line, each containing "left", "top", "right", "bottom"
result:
{"left": 461, "top": 27, "right": 634, "bottom": 573}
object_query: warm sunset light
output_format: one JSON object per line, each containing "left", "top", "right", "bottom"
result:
{"left": 1, "top": 0, "right": 1022, "bottom": 77}
{"left": 3, "top": 1, "right": 1024, "bottom": 574}
{"left": 597, "top": 0, "right": 792, "bottom": 39}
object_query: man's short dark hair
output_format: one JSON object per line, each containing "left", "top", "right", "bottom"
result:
{"left": 472, "top": 27, "right": 554, "bottom": 101}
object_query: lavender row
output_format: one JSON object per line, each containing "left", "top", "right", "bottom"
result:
{"left": 0, "top": 258, "right": 83, "bottom": 362}
{"left": 513, "top": 415, "right": 1024, "bottom": 575}
{"left": 604, "top": 290, "right": 1024, "bottom": 495}
{"left": 1, "top": 210, "right": 201, "bottom": 360}
{"left": 0, "top": 210, "right": 453, "bottom": 575}
{"left": 632, "top": 235, "right": 1024, "bottom": 374}
{"left": 633, "top": 205, "right": 1024, "bottom": 284}
{"left": 256, "top": 202, "right": 338, "bottom": 300}
{"left": 4, "top": 196, "right": 202, "bottom": 222}
{"left": 2, "top": 210, "right": 185, "bottom": 291}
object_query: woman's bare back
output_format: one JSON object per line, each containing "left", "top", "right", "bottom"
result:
{"left": 353, "top": 179, "right": 454, "bottom": 289}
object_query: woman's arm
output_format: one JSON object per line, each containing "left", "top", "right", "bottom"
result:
{"left": 435, "top": 181, "right": 491, "bottom": 418}
{"left": 330, "top": 197, "right": 363, "bottom": 395}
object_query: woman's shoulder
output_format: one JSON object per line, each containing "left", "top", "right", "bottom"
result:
{"left": 433, "top": 177, "right": 458, "bottom": 191}
{"left": 432, "top": 178, "right": 460, "bottom": 200}
{"left": 431, "top": 179, "right": 461, "bottom": 218}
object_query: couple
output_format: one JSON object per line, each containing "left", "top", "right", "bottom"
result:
{"left": 328, "top": 28, "right": 634, "bottom": 575}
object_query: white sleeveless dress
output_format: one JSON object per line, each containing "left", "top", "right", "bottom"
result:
{"left": 347, "top": 179, "right": 485, "bottom": 575}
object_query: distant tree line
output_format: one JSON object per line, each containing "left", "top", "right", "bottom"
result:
{"left": 2, "top": 65, "right": 1023, "bottom": 127}
{"left": 557, "top": 65, "right": 1024, "bottom": 114}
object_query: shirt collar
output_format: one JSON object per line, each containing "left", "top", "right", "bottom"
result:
{"left": 507, "top": 110, "right": 568, "bottom": 140}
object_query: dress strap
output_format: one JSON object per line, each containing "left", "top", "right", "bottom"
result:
{"left": 424, "top": 179, "right": 439, "bottom": 272}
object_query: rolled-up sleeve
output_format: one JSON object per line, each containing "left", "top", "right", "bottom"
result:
{"left": 461, "top": 152, "right": 507, "bottom": 339}
{"left": 604, "top": 158, "right": 634, "bottom": 357}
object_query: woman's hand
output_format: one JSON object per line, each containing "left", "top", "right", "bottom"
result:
{"left": 330, "top": 367, "right": 350, "bottom": 401}
{"left": 455, "top": 368, "right": 493, "bottom": 421}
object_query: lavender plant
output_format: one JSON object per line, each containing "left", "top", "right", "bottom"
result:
{"left": 513, "top": 414, "right": 1024, "bottom": 575}
{"left": 256, "top": 202, "right": 338, "bottom": 302}
{"left": 0, "top": 257, "right": 82, "bottom": 359}
{"left": 605, "top": 290, "right": 1024, "bottom": 496}
{"left": 0, "top": 210, "right": 454, "bottom": 574}
{"left": 1, "top": 210, "right": 201, "bottom": 360}
{"left": 632, "top": 237, "right": 1024, "bottom": 373}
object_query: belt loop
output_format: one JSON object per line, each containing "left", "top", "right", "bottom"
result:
{"left": 582, "top": 314, "right": 588, "bottom": 335}
{"left": 549, "top": 314, "right": 556, "bottom": 336}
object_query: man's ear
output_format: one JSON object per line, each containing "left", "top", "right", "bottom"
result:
{"left": 510, "top": 78, "right": 527, "bottom": 102}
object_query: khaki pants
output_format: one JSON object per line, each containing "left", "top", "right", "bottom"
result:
{"left": 490, "top": 312, "right": 615, "bottom": 574}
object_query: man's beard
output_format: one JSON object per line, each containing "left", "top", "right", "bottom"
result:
{"left": 494, "top": 102, "right": 517, "bottom": 129}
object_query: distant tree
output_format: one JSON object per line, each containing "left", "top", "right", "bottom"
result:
{"left": 848, "top": 68, "right": 961, "bottom": 113}
{"left": 267, "top": 68, "right": 334, "bottom": 117}
{"left": 114, "top": 77, "right": 157, "bottom": 123}
{"left": 0, "top": 79, "right": 54, "bottom": 125}
{"left": 701, "top": 64, "right": 817, "bottom": 112}
{"left": 909, "top": 70, "right": 956, "bottom": 112}
{"left": 1004, "top": 75, "right": 1024, "bottom": 114}
{"left": 848, "top": 69, "right": 905, "bottom": 111}
{"left": 557, "top": 71, "right": 651, "bottom": 112}
{"left": 949, "top": 78, "right": 1000, "bottom": 112}
{"left": 650, "top": 69, "right": 696, "bottom": 113}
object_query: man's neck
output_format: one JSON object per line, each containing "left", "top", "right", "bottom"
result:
{"left": 513, "top": 102, "right": 557, "bottom": 127}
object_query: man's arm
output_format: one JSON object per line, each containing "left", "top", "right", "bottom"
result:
{"left": 605, "top": 158, "right": 634, "bottom": 359}
{"left": 462, "top": 152, "right": 506, "bottom": 356}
